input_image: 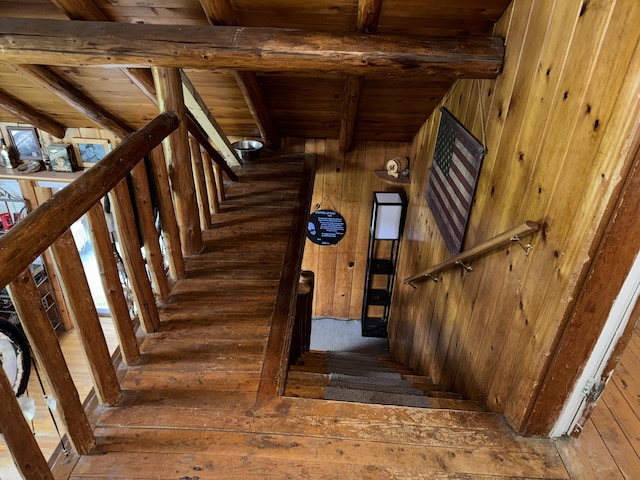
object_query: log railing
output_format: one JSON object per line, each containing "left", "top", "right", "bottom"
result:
{"left": 0, "top": 111, "right": 226, "bottom": 478}
{"left": 404, "top": 221, "right": 541, "bottom": 287}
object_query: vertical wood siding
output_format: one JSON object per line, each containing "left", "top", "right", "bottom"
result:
{"left": 299, "top": 139, "right": 411, "bottom": 319}
{"left": 389, "top": 0, "right": 640, "bottom": 431}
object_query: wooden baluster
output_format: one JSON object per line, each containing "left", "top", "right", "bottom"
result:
{"left": 299, "top": 270, "right": 315, "bottom": 353}
{"left": 130, "top": 162, "right": 171, "bottom": 303}
{"left": 0, "top": 357, "right": 54, "bottom": 478}
{"left": 109, "top": 180, "right": 160, "bottom": 333}
{"left": 8, "top": 270, "right": 96, "bottom": 455}
{"left": 188, "top": 135, "right": 212, "bottom": 229}
{"left": 147, "top": 146, "right": 185, "bottom": 281}
{"left": 212, "top": 163, "right": 226, "bottom": 202}
{"left": 86, "top": 202, "right": 141, "bottom": 365}
{"left": 17, "top": 179, "right": 74, "bottom": 330}
{"left": 201, "top": 149, "right": 220, "bottom": 215}
{"left": 49, "top": 230, "right": 122, "bottom": 406}
{"left": 152, "top": 66, "right": 203, "bottom": 255}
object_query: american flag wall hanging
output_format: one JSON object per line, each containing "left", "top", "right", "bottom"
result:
{"left": 425, "top": 107, "right": 487, "bottom": 255}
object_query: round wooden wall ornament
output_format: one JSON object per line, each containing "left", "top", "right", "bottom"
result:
{"left": 306, "top": 210, "right": 346, "bottom": 245}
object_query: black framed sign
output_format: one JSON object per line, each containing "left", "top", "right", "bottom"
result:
{"left": 307, "top": 210, "right": 346, "bottom": 245}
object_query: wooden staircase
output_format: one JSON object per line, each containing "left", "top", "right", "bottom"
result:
{"left": 39, "top": 153, "right": 570, "bottom": 479}
{"left": 286, "top": 351, "right": 485, "bottom": 412}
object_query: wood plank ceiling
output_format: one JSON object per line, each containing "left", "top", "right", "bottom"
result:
{"left": 0, "top": 0, "right": 511, "bottom": 146}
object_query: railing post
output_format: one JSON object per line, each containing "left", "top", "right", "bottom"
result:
{"left": 201, "top": 149, "right": 221, "bottom": 215}
{"left": 212, "top": 163, "right": 226, "bottom": 203}
{"left": 188, "top": 135, "right": 212, "bottom": 229}
{"left": 147, "top": 146, "right": 186, "bottom": 280}
{"left": 152, "top": 66, "right": 203, "bottom": 255}
{"left": 110, "top": 180, "right": 161, "bottom": 333}
{"left": 130, "top": 162, "right": 171, "bottom": 303}
{"left": 299, "top": 270, "right": 315, "bottom": 354}
{"left": 86, "top": 202, "right": 141, "bottom": 366}
{"left": 49, "top": 230, "right": 122, "bottom": 406}
{"left": 8, "top": 270, "right": 96, "bottom": 454}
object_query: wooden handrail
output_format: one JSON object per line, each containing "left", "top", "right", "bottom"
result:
{"left": 0, "top": 112, "right": 179, "bottom": 290}
{"left": 404, "top": 221, "right": 540, "bottom": 286}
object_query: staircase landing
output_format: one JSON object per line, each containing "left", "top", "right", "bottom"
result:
{"left": 52, "top": 155, "right": 570, "bottom": 479}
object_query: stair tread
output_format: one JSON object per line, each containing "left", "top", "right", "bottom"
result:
{"left": 329, "top": 372, "right": 415, "bottom": 387}
{"left": 324, "top": 387, "right": 431, "bottom": 408}
{"left": 329, "top": 379, "right": 425, "bottom": 396}
{"left": 288, "top": 351, "right": 485, "bottom": 412}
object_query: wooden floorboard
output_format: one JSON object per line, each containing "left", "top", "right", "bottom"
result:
{"left": 5, "top": 155, "right": 640, "bottom": 478}
{"left": 555, "top": 325, "right": 640, "bottom": 479}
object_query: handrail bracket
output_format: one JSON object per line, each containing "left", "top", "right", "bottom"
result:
{"left": 510, "top": 235, "right": 533, "bottom": 256}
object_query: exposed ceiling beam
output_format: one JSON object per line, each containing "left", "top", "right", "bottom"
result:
{"left": 198, "top": 0, "right": 279, "bottom": 149}
{"left": 339, "top": 76, "right": 364, "bottom": 153}
{"left": 181, "top": 71, "right": 241, "bottom": 167}
{"left": 186, "top": 112, "right": 239, "bottom": 182}
{"left": 232, "top": 71, "right": 279, "bottom": 149}
{"left": 13, "top": 65, "right": 133, "bottom": 137}
{"left": 0, "top": 88, "right": 66, "bottom": 138}
{"left": 338, "top": 0, "right": 383, "bottom": 152}
{"left": 198, "top": 0, "right": 237, "bottom": 26}
{"left": 357, "top": 0, "right": 383, "bottom": 33}
{"left": 121, "top": 67, "right": 240, "bottom": 175}
{"left": 50, "top": 0, "right": 109, "bottom": 21}
{"left": 121, "top": 68, "right": 159, "bottom": 107}
{"left": 0, "top": 19, "right": 505, "bottom": 78}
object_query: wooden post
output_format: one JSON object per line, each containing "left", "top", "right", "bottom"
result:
{"left": 17, "top": 179, "right": 74, "bottom": 330}
{"left": 339, "top": 75, "right": 364, "bottom": 152}
{"left": 147, "top": 146, "right": 185, "bottom": 280}
{"left": 212, "top": 163, "right": 226, "bottom": 202}
{"left": 299, "top": 270, "right": 315, "bottom": 353}
{"left": 85, "top": 202, "right": 141, "bottom": 366}
{"left": 109, "top": 180, "right": 161, "bottom": 333}
{"left": 0, "top": 358, "right": 54, "bottom": 479}
{"left": 186, "top": 112, "right": 239, "bottom": 181}
{"left": 0, "top": 112, "right": 179, "bottom": 290}
{"left": 49, "top": 230, "right": 122, "bottom": 406}
{"left": 130, "top": 162, "right": 172, "bottom": 302}
{"left": 8, "top": 270, "right": 96, "bottom": 455}
{"left": 152, "top": 66, "right": 203, "bottom": 256}
{"left": 201, "top": 149, "right": 220, "bottom": 215}
{"left": 188, "top": 135, "right": 212, "bottom": 229}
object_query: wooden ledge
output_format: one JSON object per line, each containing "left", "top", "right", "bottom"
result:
{"left": 0, "top": 165, "right": 84, "bottom": 183}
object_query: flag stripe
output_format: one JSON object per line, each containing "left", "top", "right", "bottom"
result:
{"left": 425, "top": 107, "right": 486, "bottom": 254}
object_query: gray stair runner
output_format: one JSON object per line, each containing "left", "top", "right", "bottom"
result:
{"left": 288, "top": 351, "right": 482, "bottom": 411}
{"left": 322, "top": 352, "right": 434, "bottom": 408}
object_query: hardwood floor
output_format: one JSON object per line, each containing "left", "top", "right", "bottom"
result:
{"left": 0, "top": 317, "right": 119, "bottom": 479}
{"left": 2, "top": 156, "right": 640, "bottom": 478}
{"left": 555, "top": 325, "right": 640, "bottom": 479}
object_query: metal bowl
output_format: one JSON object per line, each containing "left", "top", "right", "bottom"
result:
{"left": 232, "top": 140, "right": 264, "bottom": 161}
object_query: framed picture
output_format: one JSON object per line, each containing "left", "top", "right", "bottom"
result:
{"left": 48, "top": 144, "right": 78, "bottom": 172}
{"left": 6, "top": 126, "right": 42, "bottom": 161}
{"left": 71, "top": 138, "right": 111, "bottom": 167}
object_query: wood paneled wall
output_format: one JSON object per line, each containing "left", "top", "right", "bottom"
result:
{"left": 298, "top": 138, "right": 410, "bottom": 319}
{"left": 389, "top": 0, "right": 640, "bottom": 432}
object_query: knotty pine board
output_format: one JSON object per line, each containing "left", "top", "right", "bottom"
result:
{"left": 389, "top": 0, "right": 640, "bottom": 432}
{"left": 300, "top": 139, "right": 411, "bottom": 319}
